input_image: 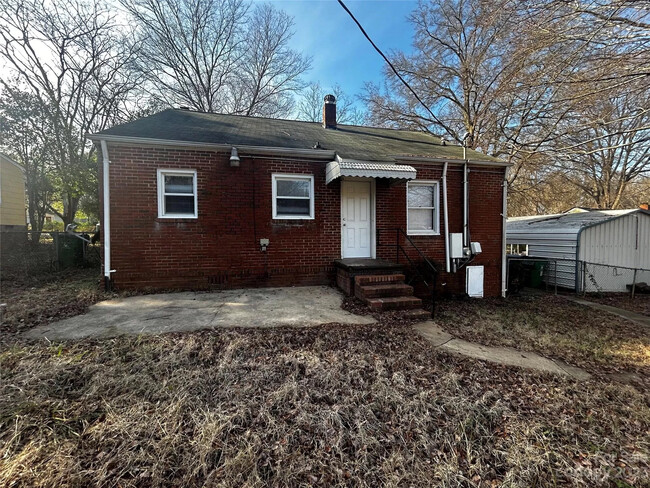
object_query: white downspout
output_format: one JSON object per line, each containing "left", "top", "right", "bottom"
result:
{"left": 501, "top": 169, "right": 508, "bottom": 298}
{"left": 100, "top": 140, "right": 113, "bottom": 289}
{"left": 442, "top": 162, "right": 450, "bottom": 273}
{"left": 462, "top": 145, "right": 469, "bottom": 248}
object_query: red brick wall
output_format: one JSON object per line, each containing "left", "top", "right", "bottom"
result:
{"left": 375, "top": 165, "right": 505, "bottom": 297}
{"left": 100, "top": 144, "right": 505, "bottom": 296}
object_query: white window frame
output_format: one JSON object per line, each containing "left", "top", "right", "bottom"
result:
{"left": 157, "top": 169, "right": 198, "bottom": 219}
{"left": 506, "top": 243, "right": 529, "bottom": 255}
{"left": 272, "top": 173, "right": 315, "bottom": 220}
{"left": 407, "top": 180, "right": 440, "bottom": 236}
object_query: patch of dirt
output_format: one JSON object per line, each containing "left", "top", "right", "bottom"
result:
{"left": 1, "top": 326, "right": 649, "bottom": 487}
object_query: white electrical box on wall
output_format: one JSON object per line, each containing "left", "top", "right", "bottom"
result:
{"left": 466, "top": 265, "right": 484, "bottom": 298}
{"left": 449, "top": 233, "right": 464, "bottom": 258}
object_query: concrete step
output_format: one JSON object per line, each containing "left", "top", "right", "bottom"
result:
{"left": 354, "top": 274, "right": 405, "bottom": 286}
{"left": 356, "top": 283, "right": 414, "bottom": 300}
{"left": 404, "top": 309, "right": 431, "bottom": 321}
{"left": 366, "top": 296, "right": 422, "bottom": 311}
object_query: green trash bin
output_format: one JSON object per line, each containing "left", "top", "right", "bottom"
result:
{"left": 529, "top": 261, "right": 545, "bottom": 288}
{"left": 53, "top": 233, "right": 84, "bottom": 269}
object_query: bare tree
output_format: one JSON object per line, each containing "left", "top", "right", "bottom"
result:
{"left": 297, "top": 82, "right": 366, "bottom": 125}
{"left": 0, "top": 0, "right": 142, "bottom": 226}
{"left": 552, "top": 88, "right": 650, "bottom": 209}
{"left": 230, "top": 3, "right": 310, "bottom": 117}
{"left": 365, "top": 0, "right": 650, "bottom": 213}
{"left": 123, "top": 0, "right": 311, "bottom": 117}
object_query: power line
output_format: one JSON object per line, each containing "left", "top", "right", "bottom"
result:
{"left": 336, "top": 0, "right": 455, "bottom": 141}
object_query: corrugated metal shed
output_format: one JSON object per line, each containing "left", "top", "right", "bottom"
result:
{"left": 507, "top": 209, "right": 650, "bottom": 291}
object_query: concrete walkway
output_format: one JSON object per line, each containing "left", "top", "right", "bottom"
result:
{"left": 566, "top": 297, "right": 650, "bottom": 328}
{"left": 24, "top": 286, "right": 376, "bottom": 341}
{"left": 414, "top": 321, "right": 591, "bottom": 380}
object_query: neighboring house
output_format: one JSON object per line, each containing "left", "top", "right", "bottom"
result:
{"left": 90, "top": 96, "right": 510, "bottom": 299}
{"left": 0, "top": 153, "right": 26, "bottom": 230}
{"left": 27, "top": 212, "right": 64, "bottom": 227}
{"left": 507, "top": 209, "right": 650, "bottom": 292}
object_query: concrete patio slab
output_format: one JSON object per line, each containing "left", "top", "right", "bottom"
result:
{"left": 24, "top": 286, "right": 376, "bottom": 341}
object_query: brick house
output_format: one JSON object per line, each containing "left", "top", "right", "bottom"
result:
{"left": 90, "top": 96, "right": 509, "bottom": 304}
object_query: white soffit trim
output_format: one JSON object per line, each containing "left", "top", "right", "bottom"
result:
{"left": 326, "top": 158, "right": 416, "bottom": 184}
{"left": 87, "top": 134, "right": 336, "bottom": 160}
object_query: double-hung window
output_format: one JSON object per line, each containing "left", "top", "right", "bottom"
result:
{"left": 272, "top": 174, "right": 314, "bottom": 219}
{"left": 407, "top": 180, "right": 440, "bottom": 235}
{"left": 157, "top": 169, "right": 197, "bottom": 218}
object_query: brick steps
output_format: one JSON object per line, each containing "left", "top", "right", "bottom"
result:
{"left": 366, "top": 296, "right": 423, "bottom": 311}
{"left": 354, "top": 273, "right": 427, "bottom": 315}
{"left": 354, "top": 273, "right": 405, "bottom": 286}
{"left": 355, "top": 283, "right": 413, "bottom": 299}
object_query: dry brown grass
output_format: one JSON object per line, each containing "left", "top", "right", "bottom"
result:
{"left": 0, "top": 268, "right": 107, "bottom": 335}
{"left": 436, "top": 294, "right": 650, "bottom": 388}
{"left": 1, "top": 323, "right": 649, "bottom": 487}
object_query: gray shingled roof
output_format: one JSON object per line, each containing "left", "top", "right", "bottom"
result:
{"left": 92, "top": 109, "right": 502, "bottom": 163}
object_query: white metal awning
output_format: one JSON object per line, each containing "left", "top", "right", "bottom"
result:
{"left": 325, "top": 159, "right": 416, "bottom": 184}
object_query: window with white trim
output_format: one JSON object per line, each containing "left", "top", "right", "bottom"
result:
{"left": 272, "top": 174, "right": 315, "bottom": 219}
{"left": 157, "top": 169, "right": 197, "bottom": 218}
{"left": 407, "top": 180, "right": 440, "bottom": 235}
{"left": 506, "top": 243, "right": 528, "bottom": 255}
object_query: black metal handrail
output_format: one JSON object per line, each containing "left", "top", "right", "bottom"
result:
{"left": 386, "top": 228, "right": 439, "bottom": 318}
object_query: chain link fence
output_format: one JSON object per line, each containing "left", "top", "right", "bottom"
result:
{"left": 579, "top": 261, "right": 650, "bottom": 296}
{"left": 0, "top": 230, "right": 100, "bottom": 280}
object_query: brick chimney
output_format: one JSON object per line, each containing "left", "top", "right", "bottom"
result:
{"left": 323, "top": 94, "right": 336, "bottom": 129}
{"left": 640, "top": 203, "right": 649, "bottom": 211}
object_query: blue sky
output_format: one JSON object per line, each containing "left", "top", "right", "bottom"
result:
{"left": 262, "top": 0, "right": 418, "bottom": 100}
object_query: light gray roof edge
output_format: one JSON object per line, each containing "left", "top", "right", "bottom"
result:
{"left": 507, "top": 209, "right": 650, "bottom": 235}
{"left": 89, "top": 133, "right": 510, "bottom": 166}
{"left": 89, "top": 134, "right": 337, "bottom": 160}
{"left": 395, "top": 154, "right": 511, "bottom": 167}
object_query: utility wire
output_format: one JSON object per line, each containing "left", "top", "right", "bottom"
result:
{"left": 336, "top": 0, "right": 456, "bottom": 141}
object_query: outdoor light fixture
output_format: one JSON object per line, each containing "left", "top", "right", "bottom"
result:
{"left": 229, "top": 147, "right": 240, "bottom": 167}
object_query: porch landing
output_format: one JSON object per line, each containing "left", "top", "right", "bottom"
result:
{"left": 333, "top": 258, "right": 403, "bottom": 272}
{"left": 334, "top": 258, "right": 404, "bottom": 296}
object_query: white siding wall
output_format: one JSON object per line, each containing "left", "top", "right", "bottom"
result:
{"left": 579, "top": 213, "right": 650, "bottom": 292}
{"left": 580, "top": 213, "right": 650, "bottom": 268}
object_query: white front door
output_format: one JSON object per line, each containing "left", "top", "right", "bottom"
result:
{"left": 341, "top": 180, "right": 372, "bottom": 258}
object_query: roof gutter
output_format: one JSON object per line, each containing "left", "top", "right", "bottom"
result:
{"left": 88, "top": 134, "right": 336, "bottom": 160}
{"left": 395, "top": 155, "right": 511, "bottom": 168}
